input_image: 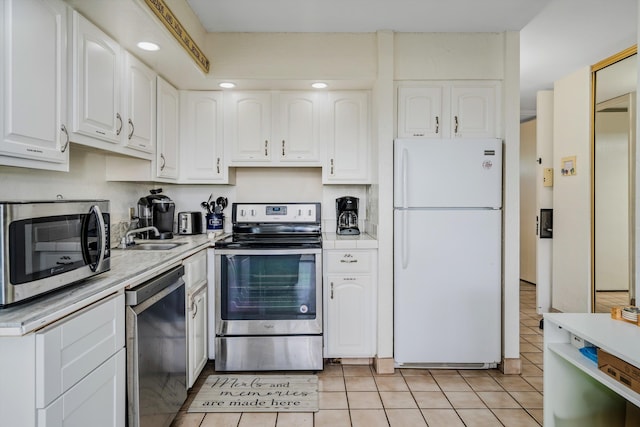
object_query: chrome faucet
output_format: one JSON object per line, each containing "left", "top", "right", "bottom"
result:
{"left": 120, "top": 226, "right": 160, "bottom": 248}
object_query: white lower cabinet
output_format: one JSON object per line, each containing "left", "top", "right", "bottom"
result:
{"left": 188, "top": 284, "right": 208, "bottom": 388}
{"left": 0, "top": 293, "right": 125, "bottom": 427}
{"left": 324, "top": 249, "right": 377, "bottom": 358}
{"left": 184, "top": 250, "right": 208, "bottom": 388}
{"left": 37, "top": 348, "right": 125, "bottom": 427}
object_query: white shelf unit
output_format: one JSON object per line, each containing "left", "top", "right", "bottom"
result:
{"left": 544, "top": 313, "right": 640, "bottom": 426}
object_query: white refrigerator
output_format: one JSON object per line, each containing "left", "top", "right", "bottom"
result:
{"left": 393, "top": 138, "right": 502, "bottom": 368}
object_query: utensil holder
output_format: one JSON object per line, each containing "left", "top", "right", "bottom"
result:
{"left": 206, "top": 213, "right": 224, "bottom": 235}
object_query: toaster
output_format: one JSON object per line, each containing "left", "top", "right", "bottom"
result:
{"left": 178, "top": 211, "right": 202, "bottom": 235}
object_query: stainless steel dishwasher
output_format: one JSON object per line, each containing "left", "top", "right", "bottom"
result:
{"left": 125, "top": 265, "right": 186, "bottom": 427}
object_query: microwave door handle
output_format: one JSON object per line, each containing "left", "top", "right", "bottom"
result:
{"left": 91, "top": 205, "right": 107, "bottom": 272}
{"left": 82, "top": 205, "right": 107, "bottom": 272}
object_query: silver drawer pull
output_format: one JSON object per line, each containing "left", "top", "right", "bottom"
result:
{"left": 340, "top": 259, "right": 358, "bottom": 264}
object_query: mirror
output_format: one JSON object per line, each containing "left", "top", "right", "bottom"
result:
{"left": 592, "top": 47, "right": 637, "bottom": 312}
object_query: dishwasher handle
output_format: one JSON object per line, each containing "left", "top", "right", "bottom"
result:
{"left": 126, "top": 265, "right": 185, "bottom": 306}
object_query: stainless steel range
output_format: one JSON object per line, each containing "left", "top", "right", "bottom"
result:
{"left": 214, "top": 202, "right": 323, "bottom": 371}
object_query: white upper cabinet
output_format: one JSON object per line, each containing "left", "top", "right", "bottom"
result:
{"left": 0, "top": 0, "right": 70, "bottom": 171}
{"left": 397, "top": 81, "right": 501, "bottom": 139}
{"left": 324, "top": 91, "right": 370, "bottom": 184}
{"left": 123, "top": 52, "right": 156, "bottom": 154}
{"left": 226, "top": 91, "right": 322, "bottom": 166}
{"left": 69, "top": 11, "right": 155, "bottom": 160}
{"left": 70, "top": 10, "right": 121, "bottom": 144}
{"left": 397, "top": 86, "right": 445, "bottom": 138}
{"left": 156, "top": 76, "right": 179, "bottom": 181}
{"left": 179, "top": 91, "right": 228, "bottom": 183}
{"left": 227, "top": 91, "right": 272, "bottom": 163}
{"left": 276, "top": 92, "right": 322, "bottom": 163}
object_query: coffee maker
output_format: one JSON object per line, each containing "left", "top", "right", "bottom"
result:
{"left": 336, "top": 196, "right": 360, "bottom": 235}
{"left": 137, "top": 189, "right": 175, "bottom": 239}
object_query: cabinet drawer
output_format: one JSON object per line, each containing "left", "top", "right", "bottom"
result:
{"left": 37, "top": 348, "right": 125, "bottom": 427}
{"left": 183, "top": 250, "right": 207, "bottom": 290}
{"left": 325, "top": 250, "right": 372, "bottom": 273}
{"left": 36, "top": 293, "right": 125, "bottom": 408}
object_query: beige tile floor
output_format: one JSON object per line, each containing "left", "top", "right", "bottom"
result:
{"left": 171, "top": 282, "right": 543, "bottom": 427}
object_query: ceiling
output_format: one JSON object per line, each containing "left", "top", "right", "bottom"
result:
{"left": 186, "top": 0, "right": 638, "bottom": 121}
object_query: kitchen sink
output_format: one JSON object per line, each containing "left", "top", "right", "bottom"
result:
{"left": 126, "top": 242, "right": 187, "bottom": 250}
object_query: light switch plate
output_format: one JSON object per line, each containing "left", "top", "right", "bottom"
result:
{"left": 543, "top": 168, "right": 553, "bottom": 187}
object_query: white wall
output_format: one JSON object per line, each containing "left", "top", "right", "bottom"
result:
{"left": 536, "top": 90, "right": 554, "bottom": 314}
{"left": 520, "top": 119, "right": 537, "bottom": 284}
{"left": 552, "top": 67, "right": 592, "bottom": 313}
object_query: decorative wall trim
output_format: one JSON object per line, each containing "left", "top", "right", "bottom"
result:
{"left": 143, "top": 0, "right": 210, "bottom": 74}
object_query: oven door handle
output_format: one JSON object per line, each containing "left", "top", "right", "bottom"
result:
{"left": 81, "top": 204, "right": 107, "bottom": 272}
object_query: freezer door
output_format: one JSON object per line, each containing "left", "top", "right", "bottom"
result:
{"left": 394, "top": 209, "right": 501, "bottom": 365}
{"left": 394, "top": 138, "right": 502, "bottom": 208}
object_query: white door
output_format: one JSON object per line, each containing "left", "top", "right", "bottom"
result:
{"left": 156, "top": 77, "right": 179, "bottom": 180}
{"left": 326, "top": 275, "right": 374, "bottom": 357}
{"left": 71, "top": 11, "right": 121, "bottom": 144}
{"left": 180, "top": 91, "right": 225, "bottom": 182}
{"left": 0, "top": 0, "right": 69, "bottom": 168}
{"left": 277, "top": 92, "right": 321, "bottom": 163}
{"left": 188, "top": 285, "right": 208, "bottom": 388}
{"left": 393, "top": 138, "right": 502, "bottom": 208}
{"left": 325, "top": 91, "right": 370, "bottom": 183}
{"left": 450, "top": 85, "right": 498, "bottom": 138}
{"left": 394, "top": 209, "right": 501, "bottom": 365}
{"left": 397, "top": 86, "right": 445, "bottom": 138}
{"left": 123, "top": 52, "right": 155, "bottom": 153}
{"left": 228, "top": 92, "right": 271, "bottom": 162}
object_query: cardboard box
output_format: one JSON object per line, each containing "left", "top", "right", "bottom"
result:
{"left": 598, "top": 348, "right": 640, "bottom": 394}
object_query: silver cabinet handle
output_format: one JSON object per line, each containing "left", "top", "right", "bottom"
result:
{"left": 330, "top": 158, "right": 334, "bottom": 175}
{"left": 330, "top": 282, "right": 334, "bottom": 299}
{"left": 454, "top": 116, "right": 459, "bottom": 134}
{"left": 160, "top": 153, "right": 166, "bottom": 171}
{"left": 60, "top": 124, "right": 69, "bottom": 153}
{"left": 128, "top": 118, "right": 134, "bottom": 140}
{"left": 264, "top": 140, "right": 269, "bottom": 156}
{"left": 435, "top": 116, "right": 439, "bottom": 134}
{"left": 216, "top": 157, "right": 221, "bottom": 174}
{"left": 192, "top": 299, "right": 198, "bottom": 318}
{"left": 282, "top": 140, "right": 285, "bottom": 156}
{"left": 116, "top": 113, "right": 123, "bottom": 136}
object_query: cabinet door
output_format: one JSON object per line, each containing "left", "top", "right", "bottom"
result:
{"left": 123, "top": 52, "right": 155, "bottom": 153}
{"left": 36, "top": 293, "right": 125, "bottom": 409}
{"left": 188, "top": 285, "right": 208, "bottom": 388}
{"left": 276, "top": 92, "right": 322, "bottom": 163}
{"left": 450, "top": 84, "right": 499, "bottom": 138}
{"left": 397, "top": 86, "right": 445, "bottom": 138}
{"left": 156, "top": 76, "right": 179, "bottom": 180}
{"left": 326, "top": 275, "right": 375, "bottom": 357}
{"left": 180, "top": 91, "right": 226, "bottom": 182}
{"left": 324, "top": 91, "right": 370, "bottom": 183}
{"left": 227, "top": 92, "right": 272, "bottom": 163}
{"left": 37, "top": 348, "right": 125, "bottom": 427}
{"left": 0, "top": 0, "right": 69, "bottom": 171}
{"left": 70, "top": 11, "right": 121, "bottom": 144}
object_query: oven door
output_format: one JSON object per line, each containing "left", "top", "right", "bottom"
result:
{"left": 215, "top": 248, "right": 322, "bottom": 336}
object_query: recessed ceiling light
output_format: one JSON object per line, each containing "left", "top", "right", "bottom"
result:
{"left": 311, "top": 82, "right": 328, "bottom": 89}
{"left": 137, "top": 41, "right": 160, "bottom": 51}
{"left": 219, "top": 82, "right": 236, "bottom": 89}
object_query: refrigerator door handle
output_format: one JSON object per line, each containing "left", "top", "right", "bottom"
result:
{"left": 401, "top": 210, "right": 409, "bottom": 269}
{"left": 401, "top": 147, "right": 408, "bottom": 208}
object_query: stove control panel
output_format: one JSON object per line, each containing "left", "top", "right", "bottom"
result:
{"left": 234, "top": 203, "right": 319, "bottom": 223}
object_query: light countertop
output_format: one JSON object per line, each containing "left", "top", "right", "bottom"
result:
{"left": 0, "top": 234, "right": 214, "bottom": 337}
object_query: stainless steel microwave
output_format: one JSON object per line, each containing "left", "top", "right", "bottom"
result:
{"left": 0, "top": 200, "right": 110, "bottom": 307}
